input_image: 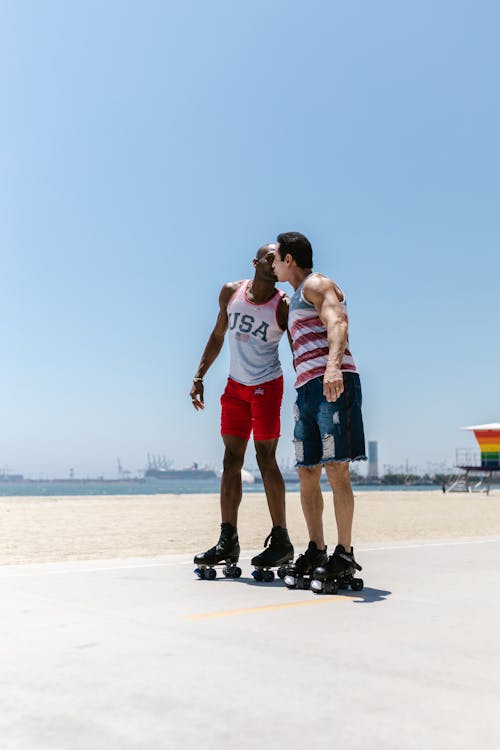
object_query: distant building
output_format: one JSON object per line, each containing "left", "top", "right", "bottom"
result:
{"left": 367, "top": 441, "right": 379, "bottom": 479}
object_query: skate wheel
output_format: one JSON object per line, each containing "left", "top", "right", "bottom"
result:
{"left": 339, "top": 581, "right": 349, "bottom": 590}
{"left": 324, "top": 580, "right": 339, "bottom": 594}
{"left": 276, "top": 566, "right": 287, "bottom": 579}
{"left": 263, "top": 570, "right": 275, "bottom": 583}
{"left": 310, "top": 579, "right": 323, "bottom": 594}
{"left": 206, "top": 568, "right": 217, "bottom": 580}
{"left": 284, "top": 575, "right": 296, "bottom": 589}
{"left": 194, "top": 567, "right": 205, "bottom": 579}
{"left": 223, "top": 565, "right": 240, "bottom": 578}
{"left": 252, "top": 569, "right": 263, "bottom": 582}
{"left": 351, "top": 578, "right": 364, "bottom": 592}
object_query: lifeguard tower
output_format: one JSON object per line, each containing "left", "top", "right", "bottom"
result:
{"left": 452, "top": 423, "right": 500, "bottom": 494}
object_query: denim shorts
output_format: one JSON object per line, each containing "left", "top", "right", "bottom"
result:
{"left": 293, "top": 372, "right": 367, "bottom": 467}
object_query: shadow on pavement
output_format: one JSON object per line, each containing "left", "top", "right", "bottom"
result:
{"left": 192, "top": 574, "right": 392, "bottom": 603}
{"left": 243, "top": 577, "right": 288, "bottom": 589}
{"left": 344, "top": 587, "right": 392, "bottom": 603}
{"left": 240, "top": 579, "right": 392, "bottom": 602}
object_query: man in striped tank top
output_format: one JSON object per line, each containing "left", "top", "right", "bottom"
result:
{"left": 273, "top": 232, "right": 367, "bottom": 592}
{"left": 190, "top": 243, "right": 294, "bottom": 578}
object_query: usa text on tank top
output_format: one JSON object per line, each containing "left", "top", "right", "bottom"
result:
{"left": 227, "top": 280, "right": 285, "bottom": 386}
{"left": 288, "top": 275, "right": 358, "bottom": 389}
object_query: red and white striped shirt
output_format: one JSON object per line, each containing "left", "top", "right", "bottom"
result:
{"left": 289, "top": 276, "right": 358, "bottom": 388}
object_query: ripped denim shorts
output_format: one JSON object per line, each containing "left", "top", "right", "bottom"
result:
{"left": 293, "top": 372, "right": 367, "bottom": 467}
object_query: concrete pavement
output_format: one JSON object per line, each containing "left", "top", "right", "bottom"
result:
{"left": 1, "top": 537, "right": 499, "bottom": 749}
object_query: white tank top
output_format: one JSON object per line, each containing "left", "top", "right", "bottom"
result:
{"left": 226, "top": 280, "right": 286, "bottom": 385}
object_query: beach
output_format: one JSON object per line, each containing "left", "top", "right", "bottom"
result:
{"left": 1, "top": 489, "right": 499, "bottom": 565}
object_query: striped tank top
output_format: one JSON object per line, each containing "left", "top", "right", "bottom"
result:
{"left": 227, "top": 280, "right": 286, "bottom": 386}
{"left": 288, "top": 275, "right": 358, "bottom": 389}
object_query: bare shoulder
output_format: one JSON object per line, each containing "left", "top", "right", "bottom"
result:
{"left": 219, "top": 280, "right": 243, "bottom": 307}
{"left": 303, "top": 273, "right": 344, "bottom": 304}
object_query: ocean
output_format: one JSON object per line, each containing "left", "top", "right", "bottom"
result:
{"left": 0, "top": 478, "right": 440, "bottom": 497}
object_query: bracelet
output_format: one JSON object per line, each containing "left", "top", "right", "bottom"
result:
{"left": 193, "top": 377, "right": 203, "bottom": 383}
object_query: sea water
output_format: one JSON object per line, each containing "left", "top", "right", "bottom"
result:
{"left": 0, "top": 478, "right": 442, "bottom": 497}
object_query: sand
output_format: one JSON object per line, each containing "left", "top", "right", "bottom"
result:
{"left": 1, "top": 489, "right": 499, "bottom": 565}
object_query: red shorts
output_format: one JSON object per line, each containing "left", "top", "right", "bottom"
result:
{"left": 220, "top": 376, "right": 283, "bottom": 441}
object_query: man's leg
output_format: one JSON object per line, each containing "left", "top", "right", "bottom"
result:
{"left": 254, "top": 439, "right": 286, "bottom": 527}
{"left": 220, "top": 434, "right": 248, "bottom": 526}
{"left": 324, "top": 461, "right": 354, "bottom": 550}
{"left": 320, "top": 372, "right": 365, "bottom": 552}
{"left": 251, "top": 437, "right": 293, "bottom": 571}
{"left": 297, "top": 465, "right": 325, "bottom": 548}
{"left": 293, "top": 380, "right": 325, "bottom": 548}
{"left": 251, "top": 376, "right": 286, "bottom": 527}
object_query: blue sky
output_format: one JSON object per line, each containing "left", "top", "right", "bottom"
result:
{"left": 1, "top": 1, "right": 499, "bottom": 477}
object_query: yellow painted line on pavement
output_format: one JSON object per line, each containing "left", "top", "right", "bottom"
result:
{"left": 186, "top": 596, "right": 349, "bottom": 620}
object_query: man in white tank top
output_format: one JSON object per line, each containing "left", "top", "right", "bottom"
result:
{"left": 273, "top": 231, "right": 367, "bottom": 593}
{"left": 190, "top": 244, "right": 294, "bottom": 578}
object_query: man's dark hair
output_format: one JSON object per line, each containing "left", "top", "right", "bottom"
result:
{"left": 276, "top": 232, "right": 313, "bottom": 269}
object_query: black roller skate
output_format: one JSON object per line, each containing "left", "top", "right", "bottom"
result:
{"left": 283, "top": 541, "right": 328, "bottom": 590}
{"left": 251, "top": 526, "right": 294, "bottom": 582}
{"left": 193, "top": 522, "right": 242, "bottom": 580}
{"left": 310, "top": 544, "right": 363, "bottom": 595}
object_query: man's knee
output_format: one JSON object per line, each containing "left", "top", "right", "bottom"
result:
{"left": 223, "top": 447, "right": 245, "bottom": 474}
{"left": 254, "top": 441, "right": 277, "bottom": 471}
{"left": 325, "top": 461, "right": 352, "bottom": 484}
{"left": 298, "top": 465, "right": 322, "bottom": 485}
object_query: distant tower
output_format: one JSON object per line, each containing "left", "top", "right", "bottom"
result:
{"left": 367, "top": 441, "right": 379, "bottom": 479}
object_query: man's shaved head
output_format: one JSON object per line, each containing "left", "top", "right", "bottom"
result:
{"left": 256, "top": 243, "right": 277, "bottom": 260}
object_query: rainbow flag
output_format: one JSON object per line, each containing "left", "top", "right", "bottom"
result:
{"left": 463, "top": 424, "right": 500, "bottom": 467}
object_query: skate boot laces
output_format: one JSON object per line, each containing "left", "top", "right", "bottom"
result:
{"left": 251, "top": 527, "right": 293, "bottom": 567}
{"left": 264, "top": 526, "right": 289, "bottom": 550}
{"left": 334, "top": 545, "right": 362, "bottom": 572}
{"left": 295, "top": 542, "right": 317, "bottom": 566}
{"left": 214, "top": 523, "right": 239, "bottom": 556}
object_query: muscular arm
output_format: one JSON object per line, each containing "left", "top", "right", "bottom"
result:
{"left": 303, "top": 275, "right": 347, "bottom": 402}
{"left": 190, "top": 282, "right": 239, "bottom": 410}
